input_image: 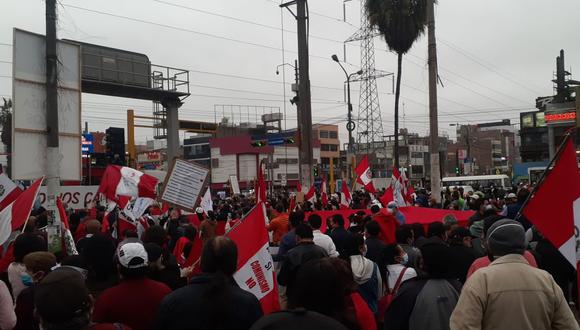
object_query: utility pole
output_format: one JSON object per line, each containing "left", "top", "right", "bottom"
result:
{"left": 427, "top": 0, "right": 441, "bottom": 203}
{"left": 281, "top": 0, "right": 314, "bottom": 188}
{"left": 46, "top": 0, "right": 61, "bottom": 226}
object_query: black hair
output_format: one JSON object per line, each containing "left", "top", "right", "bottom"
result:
{"left": 396, "top": 225, "right": 414, "bottom": 244}
{"left": 124, "top": 229, "right": 138, "bottom": 239}
{"left": 370, "top": 204, "right": 381, "bottom": 214}
{"left": 383, "top": 243, "right": 400, "bottom": 265}
{"left": 14, "top": 233, "right": 46, "bottom": 263}
{"left": 365, "top": 220, "right": 381, "bottom": 237}
{"left": 427, "top": 222, "right": 445, "bottom": 239}
{"left": 307, "top": 214, "right": 322, "bottom": 230}
{"left": 118, "top": 264, "right": 148, "bottom": 279}
{"left": 517, "top": 189, "right": 530, "bottom": 204}
{"left": 200, "top": 236, "right": 238, "bottom": 276}
{"left": 419, "top": 242, "right": 452, "bottom": 278}
{"left": 333, "top": 214, "right": 345, "bottom": 228}
{"left": 411, "top": 223, "right": 425, "bottom": 239}
{"left": 295, "top": 224, "right": 314, "bottom": 240}
{"left": 183, "top": 225, "right": 197, "bottom": 241}
{"left": 289, "top": 211, "right": 305, "bottom": 228}
{"left": 341, "top": 234, "right": 365, "bottom": 260}
{"left": 142, "top": 225, "right": 167, "bottom": 246}
{"left": 275, "top": 204, "right": 285, "bottom": 213}
{"left": 60, "top": 255, "right": 89, "bottom": 270}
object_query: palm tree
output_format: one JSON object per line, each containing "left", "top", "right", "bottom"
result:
{"left": 366, "top": 0, "right": 428, "bottom": 168}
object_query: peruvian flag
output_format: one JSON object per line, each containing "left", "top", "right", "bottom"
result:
{"left": 0, "top": 177, "right": 43, "bottom": 246}
{"left": 355, "top": 155, "right": 376, "bottom": 193}
{"left": 391, "top": 167, "right": 408, "bottom": 206}
{"left": 523, "top": 137, "right": 580, "bottom": 269}
{"left": 340, "top": 181, "right": 352, "bottom": 209}
{"left": 97, "top": 166, "right": 158, "bottom": 201}
{"left": 229, "top": 204, "right": 280, "bottom": 314}
{"left": 305, "top": 185, "right": 317, "bottom": 204}
{"left": 0, "top": 174, "right": 22, "bottom": 211}
{"left": 57, "top": 197, "right": 77, "bottom": 256}
{"left": 256, "top": 165, "right": 267, "bottom": 204}
{"left": 321, "top": 178, "right": 328, "bottom": 207}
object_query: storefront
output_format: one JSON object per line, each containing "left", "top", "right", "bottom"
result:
{"left": 545, "top": 102, "right": 577, "bottom": 158}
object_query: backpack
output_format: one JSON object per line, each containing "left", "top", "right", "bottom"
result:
{"left": 377, "top": 267, "right": 407, "bottom": 322}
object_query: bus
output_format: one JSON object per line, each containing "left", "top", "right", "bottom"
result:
{"left": 441, "top": 174, "right": 511, "bottom": 191}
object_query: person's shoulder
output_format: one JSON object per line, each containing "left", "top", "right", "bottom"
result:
{"left": 231, "top": 284, "right": 260, "bottom": 304}
{"left": 144, "top": 278, "right": 172, "bottom": 293}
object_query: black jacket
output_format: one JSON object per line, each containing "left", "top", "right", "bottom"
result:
{"left": 155, "top": 274, "right": 263, "bottom": 330}
{"left": 277, "top": 242, "right": 328, "bottom": 296}
{"left": 365, "top": 237, "right": 386, "bottom": 265}
{"left": 329, "top": 227, "right": 350, "bottom": 256}
{"left": 447, "top": 244, "right": 477, "bottom": 283}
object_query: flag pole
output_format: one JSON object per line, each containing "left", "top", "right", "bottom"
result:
{"left": 515, "top": 132, "right": 572, "bottom": 222}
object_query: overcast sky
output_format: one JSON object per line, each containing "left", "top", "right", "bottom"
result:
{"left": 1, "top": 0, "right": 579, "bottom": 145}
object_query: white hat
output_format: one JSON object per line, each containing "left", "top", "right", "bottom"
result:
{"left": 507, "top": 193, "right": 517, "bottom": 199}
{"left": 117, "top": 242, "right": 148, "bottom": 269}
{"left": 195, "top": 207, "right": 204, "bottom": 214}
{"left": 470, "top": 194, "right": 480, "bottom": 200}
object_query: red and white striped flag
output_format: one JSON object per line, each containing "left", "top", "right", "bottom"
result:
{"left": 0, "top": 177, "right": 43, "bottom": 246}
{"left": 523, "top": 137, "right": 580, "bottom": 269}
{"left": 340, "top": 181, "right": 352, "bottom": 209}
{"left": 391, "top": 167, "right": 408, "bottom": 206}
{"left": 355, "top": 155, "right": 376, "bottom": 193}
{"left": 305, "top": 185, "right": 317, "bottom": 204}
{"left": 229, "top": 204, "right": 280, "bottom": 314}
{"left": 97, "top": 166, "right": 158, "bottom": 201}
{"left": 0, "top": 174, "right": 22, "bottom": 211}
{"left": 57, "top": 197, "right": 77, "bottom": 256}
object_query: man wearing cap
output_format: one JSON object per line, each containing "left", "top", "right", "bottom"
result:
{"left": 450, "top": 220, "right": 579, "bottom": 330}
{"left": 387, "top": 201, "right": 406, "bottom": 225}
{"left": 93, "top": 241, "right": 171, "bottom": 330}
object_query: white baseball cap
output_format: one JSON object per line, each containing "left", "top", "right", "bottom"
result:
{"left": 117, "top": 242, "right": 148, "bottom": 269}
{"left": 507, "top": 193, "right": 517, "bottom": 199}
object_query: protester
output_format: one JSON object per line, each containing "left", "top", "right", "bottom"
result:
{"left": 8, "top": 232, "right": 46, "bottom": 301}
{"left": 274, "top": 211, "right": 304, "bottom": 261}
{"left": 267, "top": 204, "right": 289, "bottom": 245}
{"left": 447, "top": 228, "right": 477, "bottom": 283}
{"left": 0, "top": 278, "right": 15, "bottom": 330}
{"left": 289, "top": 257, "right": 376, "bottom": 330}
{"left": 155, "top": 236, "right": 263, "bottom": 330}
{"left": 93, "top": 241, "right": 171, "bottom": 330}
{"left": 427, "top": 222, "right": 447, "bottom": 244}
{"left": 14, "top": 251, "right": 57, "bottom": 330}
{"left": 145, "top": 242, "right": 185, "bottom": 290}
{"left": 199, "top": 209, "right": 218, "bottom": 244}
{"left": 172, "top": 225, "right": 197, "bottom": 266}
{"left": 308, "top": 213, "right": 339, "bottom": 257}
{"left": 142, "top": 225, "right": 180, "bottom": 271}
{"left": 466, "top": 215, "right": 538, "bottom": 279}
{"left": 34, "top": 267, "right": 132, "bottom": 330}
{"left": 450, "top": 220, "right": 578, "bottom": 329}
{"left": 250, "top": 309, "right": 349, "bottom": 330}
{"left": 278, "top": 224, "right": 328, "bottom": 297}
{"left": 342, "top": 234, "right": 382, "bottom": 314}
{"left": 383, "top": 244, "right": 417, "bottom": 292}
{"left": 329, "top": 214, "right": 350, "bottom": 256}
{"left": 384, "top": 240, "right": 461, "bottom": 330}
{"left": 395, "top": 225, "right": 420, "bottom": 268}
{"left": 364, "top": 220, "right": 387, "bottom": 266}
{"left": 386, "top": 201, "right": 406, "bottom": 225}
{"left": 77, "top": 219, "right": 116, "bottom": 290}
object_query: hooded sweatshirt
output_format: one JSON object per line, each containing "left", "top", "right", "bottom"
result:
{"left": 349, "top": 255, "right": 382, "bottom": 313}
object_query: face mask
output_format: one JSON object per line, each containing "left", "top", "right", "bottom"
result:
{"left": 401, "top": 253, "right": 409, "bottom": 265}
{"left": 21, "top": 273, "right": 33, "bottom": 287}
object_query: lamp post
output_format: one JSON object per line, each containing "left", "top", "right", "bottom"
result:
{"left": 331, "top": 54, "right": 362, "bottom": 183}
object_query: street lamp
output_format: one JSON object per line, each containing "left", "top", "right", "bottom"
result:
{"left": 331, "top": 54, "right": 362, "bottom": 153}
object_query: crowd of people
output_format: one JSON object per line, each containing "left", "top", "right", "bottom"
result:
{"left": 0, "top": 184, "right": 578, "bottom": 330}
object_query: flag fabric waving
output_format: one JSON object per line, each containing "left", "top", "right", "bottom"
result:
{"left": 379, "top": 186, "right": 395, "bottom": 208}
{"left": 340, "top": 181, "right": 352, "bottom": 209}
{"left": 97, "top": 166, "right": 158, "bottom": 201}
{"left": 201, "top": 188, "right": 213, "bottom": 215}
{"left": 256, "top": 165, "right": 267, "bottom": 204}
{"left": 391, "top": 167, "right": 408, "bottom": 206}
{"left": 0, "top": 174, "right": 22, "bottom": 212}
{"left": 57, "top": 197, "right": 78, "bottom": 256}
{"left": 355, "top": 155, "right": 376, "bottom": 193}
{"left": 0, "top": 177, "right": 43, "bottom": 246}
{"left": 305, "top": 185, "right": 316, "bottom": 204}
{"left": 229, "top": 204, "right": 280, "bottom": 314}
{"left": 321, "top": 178, "right": 328, "bottom": 207}
{"left": 523, "top": 137, "right": 580, "bottom": 269}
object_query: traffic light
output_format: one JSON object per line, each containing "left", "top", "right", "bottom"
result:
{"left": 251, "top": 140, "right": 266, "bottom": 147}
{"left": 106, "top": 127, "right": 125, "bottom": 166}
{"left": 454, "top": 166, "right": 460, "bottom": 175}
{"left": 313, "top": 165, "right": 319, "bottom": 178}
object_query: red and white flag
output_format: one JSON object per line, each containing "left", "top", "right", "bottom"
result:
{"left": 97, "top": 166, "right": 158, "bottom": 201}
{"left": 321, "top": 178, "right": 328, "bottom": 207}
{"left": 305, "top": 185, "right": 317, "bottom": 204}
{"left": 391, "top": 167, "right": 408, "bottom": 206}
{"left": 57, "top": 197, "right": 77, "bottom": 256}
{"left": 256, "top": 165, "right": 267, "bottom": 204}
{"left": 0, "top": 177, "right": 43, "bottom": 246}
{"left": 288, "top": 195, "right": 296, "bottom": 213}
{"left": 340, "top": 181, "right": 352, "bottom": 209}
{"left": 229, "top": 204, "right": 280, "bottom": 314}
{"left": 0, "top": 174, "right": 22, "bottom": 211}
{"left": 355, "top": 155, "right": 376, "bottom": 193}
{"left": 523, "top": 137, "right": 580, "bottom": 269}
{"left": 379, "top": 186, "right": 395, "bottom": 207}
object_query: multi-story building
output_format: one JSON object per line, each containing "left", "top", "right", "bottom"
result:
{"left": 312, "top": 124, "right": 340, "bottom": 179}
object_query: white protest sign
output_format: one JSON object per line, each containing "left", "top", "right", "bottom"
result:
{"left": 38, "top": 186, "right": 98, "bottom": 210}
{"left": 161, "top": 159, "right": 209, "bottom": 211}
{"left": 230, "top": 175, "right": 241, "bottom": 195}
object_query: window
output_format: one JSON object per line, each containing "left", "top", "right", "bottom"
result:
{"left": 521, "top": 114, "right": 534, "bottom": 128}
{"left": 277, "top": 158, "right": 299, "bottom": 164}
{"left": 329, "top": 144, "right": 338, "bottom": 152}
{"left": 329, "top": 131, "right": 338, "bottom": 139}
{"left": 319, "top": 130, "right": 329, "bottom": 138}
{"left": 411, "top": 152, "right": 423, "bottom": 159}
{"left": 321, "top": 144, "right": 330, "bottom": 151}
{"left": 211, "top": 158, "right": 219, "bottom": 168}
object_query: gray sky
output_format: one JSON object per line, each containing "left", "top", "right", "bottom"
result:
{"left": 1, "top": 0, "right": 579, "bottom": 145}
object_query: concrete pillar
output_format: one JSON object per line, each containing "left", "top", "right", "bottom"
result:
{"left": 162, "top": 98, "right": 182, "bottom": 165}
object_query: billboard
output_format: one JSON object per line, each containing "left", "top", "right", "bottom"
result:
{"left": 12, "top": 29, "right": 81, "bottom": 180}
{"left": 38, "top": 185, "right": 99, "bottom": 210}
{"left": 82, "top": 133, "right": 94, "bottom": 155}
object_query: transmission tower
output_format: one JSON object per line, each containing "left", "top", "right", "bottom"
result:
{"left": 345, "top": 1, "right": 392, "bottom": 154}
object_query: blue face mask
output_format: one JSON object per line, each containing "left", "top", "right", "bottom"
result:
{"left": 401, "top": 253, "right": 409, "bottom": 265}
{"left": 21, "top": 273, "right": 33, "bottom": 287}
